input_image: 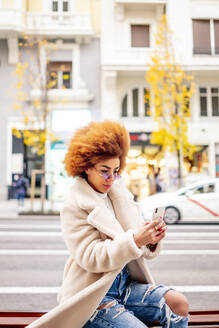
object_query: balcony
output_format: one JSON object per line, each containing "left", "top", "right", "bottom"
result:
{"left": 0, "top": 9, "right": 94, "bottom": 39}
{"left": 115, "top": 0, "right": 167, "bottom": 10}
{"left": 31, "top": 88, "right": 94, "bottom": 108}
{"left": 0, "top": 9, "right": 25, "bottom": 35}
{"left": 26, "top": 12, "right": 94, "bottom": 39}
{"left": 116, "top": 0, "right": 167, "bottom": 3}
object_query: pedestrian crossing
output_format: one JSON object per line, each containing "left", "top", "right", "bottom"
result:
{"left": 0, "top": 219, "right": 219, "bottom": 311}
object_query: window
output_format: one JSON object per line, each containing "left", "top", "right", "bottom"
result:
{"left": 131, "top": 25, "right": 150, "bottom": 48}
{"left": 52, "top": 0, "right": 69, "bottom": 13}
{"left": 47, "top": 62, "right": 72, "bottom": 89}
{"left": 199, "top": 87, "right": 207, "bottom": 116}
{"left": 199, "top": 87, "right": 219, "bottom": 117}
{"left": 192, "top": 184, "right": 215, "bottom": 194}
{"left": 121, "top": 87, "right": 150, "bottom": 118}
{"left": 193, "top": 186, "right": 204, "bottom": 194}
{"left": 193, "top": 19, "right": 219, "bottom": 55}
{"left": 193, "top": 20, "right": 211, "bottom": 54}
{"left": 122, "top": 94, "right": 128, "bottom": 117}
{"left": 211, "top": 87, "right": 219, "bottom": 116}
{"left": 132, "top": 89, "right": 139, "bottom": 116}
{"left": 214, "top": 20, "right": 219, "bottom": 54}
{"left": 206, "top": 184, "right": 215, "bottom": 193}
{"left": 52, "top": 1, "right": 58, "bottom": 12}
{"left": 63, "top": 1, "right": 69, "bottom": 12}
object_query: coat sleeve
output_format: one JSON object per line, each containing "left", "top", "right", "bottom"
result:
{"left": 141, "top": 242, "right": 162, "bottom": 259}
{"left": 60, "top": 204, "right": 143, "bottom": 273}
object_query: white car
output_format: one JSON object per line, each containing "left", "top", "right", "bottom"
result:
{"left": 140, "top": 178, "right": 219, "bottom": 224}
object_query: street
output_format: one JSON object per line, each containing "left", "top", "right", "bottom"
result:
{"left": 0, "top": 218, "right": 218, "bottom": 312}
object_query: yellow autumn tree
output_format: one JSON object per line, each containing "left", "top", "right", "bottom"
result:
{"left": 11, "top": 36, "right": 59, "bottom": 212}
{"left": 145, "top": 15, "right": 196, "bottom": 187}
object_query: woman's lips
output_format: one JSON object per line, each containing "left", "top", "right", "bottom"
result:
{"left": 103, "top": 184, "right": 111, "bottom": 189}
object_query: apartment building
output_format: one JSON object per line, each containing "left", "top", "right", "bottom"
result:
{"left": 101, "top": 0, "right": 219, "bottom": 196}
{"left": 0, "top": 0, "right": 101, "bottom": 200}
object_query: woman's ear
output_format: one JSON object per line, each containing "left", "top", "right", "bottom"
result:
{"left": 85, "top": 168, "right": 90, "bottom": 175}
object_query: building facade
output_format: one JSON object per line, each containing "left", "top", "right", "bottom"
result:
{"left": 0, "top": 0, "right": 101, "bottom": 200}
{"left": 101, "top": 0, "right": 219, "bottom": 198}
{"left": 1, "top": 0, "right": 219, "bottom": 201}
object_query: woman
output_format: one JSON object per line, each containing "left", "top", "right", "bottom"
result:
{"left": 27, "top": 120, "right": 189, "bottom": 328}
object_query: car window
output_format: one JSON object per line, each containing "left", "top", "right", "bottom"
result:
{"left": 205, "top": 184, "right": 215, "bottom": 193}
{"left": 193, "top": 186, "right": 204, "bottom": 194}
{"left": 177, "top": 181, "right": 217, "bottom": 196}
{"left": 186, "top": 184, "right": 215, "bottom": 195}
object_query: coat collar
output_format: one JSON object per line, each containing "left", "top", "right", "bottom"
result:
{"left": 71, "top": 177, "right": 133, "bottom": 211}
{"left": 69, "top": 177, "right": 137, "bottom": 238}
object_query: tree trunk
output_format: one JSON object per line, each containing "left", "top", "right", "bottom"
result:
{"left": 41, "top": 155, "right": 46, "bottom": 213}
{"left": 177, "top": 148, "right": 184, "bottom": 188}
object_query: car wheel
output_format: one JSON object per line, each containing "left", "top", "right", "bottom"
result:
{"left": 164, "top": 206, "right": 180, "bottom": 224}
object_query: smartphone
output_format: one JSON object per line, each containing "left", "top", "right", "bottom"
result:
{"left": 152, "top": 206, "right": 166, "bottom": 221}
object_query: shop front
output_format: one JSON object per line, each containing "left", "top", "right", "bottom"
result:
{"left": 125, "top": 132, "right": 163, "bottom": 201}
{"left": 125, "top": 133, "right": 210, "bottom": 200}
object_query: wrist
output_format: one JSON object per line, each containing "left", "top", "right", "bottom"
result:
{"left": 133, "top": 234, "right": 141, "bottom": 248}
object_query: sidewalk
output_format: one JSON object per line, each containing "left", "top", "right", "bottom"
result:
{"left": 0, "top": 198, "right": 62, "bottom": 219}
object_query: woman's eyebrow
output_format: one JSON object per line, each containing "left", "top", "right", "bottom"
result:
{"left": 100, "top": 165, "right": 120, "bottom": 169}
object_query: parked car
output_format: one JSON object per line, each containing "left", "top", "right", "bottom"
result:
{"left": 140, "top": 178, "right": 219, "bottom": 224}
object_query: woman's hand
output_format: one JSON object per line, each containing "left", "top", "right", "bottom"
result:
{"left": 133, "top": 218, "right": 167, "bottom": 248}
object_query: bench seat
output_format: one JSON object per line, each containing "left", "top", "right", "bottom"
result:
{"left": 0, "top": 310, "right": 219, "bottom": 327}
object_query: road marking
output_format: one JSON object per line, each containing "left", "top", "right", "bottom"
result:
{"left": 0, "top": 224, "right": 61, "bottom": 230}
{"left": 170, "top": 285, "right": 219, "bottom": 292}
{"left": 167, "top": 232, "right": 219, "bottom": 237}
{"left": 0, "top": 286, "right": 219, "bottom": 294}
{"left": 0, "top": 232, "right": 62, "bottom": 236}
{"left": 0, "top": 249, "right": 218, "bottom": 256}
{"left": 0, "top": 287, "right": 60, "bottom": 294}
{"left": 0, "top": 250, "right": 69, "bottom": 255}
{"left": 164, "top": 239, "right": 219, "bottom": 244}
{"left": 0, "top": 231, "right": 219, "bottom": 238}
{"left": 161, "top": 250, "right": 219, "bottom": 255}
{"left": 167, "top": 225, "right": 219, "bottom": 230}
{"left": 0, "top": 224, "right": 218, "bottom": 231}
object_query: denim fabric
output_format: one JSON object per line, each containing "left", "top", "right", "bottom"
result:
{"left": 83, "top": 266, "right": 188, "bottom": 328}
{"left": 106, "top": 265, "right": 131, "bottom": 298}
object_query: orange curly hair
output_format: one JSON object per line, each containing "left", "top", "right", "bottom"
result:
{"left": 64, "top": 120, "right": 130, "bottom": 177}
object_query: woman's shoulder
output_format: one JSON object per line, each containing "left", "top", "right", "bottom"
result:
{"left": 63, "top": 177, "right": 102, "bottom": 211}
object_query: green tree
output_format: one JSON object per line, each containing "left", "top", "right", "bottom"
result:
{"left": 145, "top": 15, "right": 196, "bottom": 187}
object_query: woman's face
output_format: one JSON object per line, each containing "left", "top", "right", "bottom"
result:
{"left": 85, "top": 157, "right": 120, "bottom": 193}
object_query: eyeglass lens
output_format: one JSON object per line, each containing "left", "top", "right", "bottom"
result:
{"left": 101, "top": 172, "right": 120, "bottom": 180}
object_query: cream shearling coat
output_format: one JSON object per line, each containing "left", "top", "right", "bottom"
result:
{"left": 27, "top": 177, "right": 161, "bottom": 328}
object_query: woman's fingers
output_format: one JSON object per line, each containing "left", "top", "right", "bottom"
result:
{"left": 136, "top": 218, "right": 167, "bottom": 247}
{"left": 154, "top": 217, "right": 166, "bottom": 231}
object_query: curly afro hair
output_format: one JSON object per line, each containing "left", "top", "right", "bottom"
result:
{"left": 64, "top": 120, "right": 130, "bottom": 178}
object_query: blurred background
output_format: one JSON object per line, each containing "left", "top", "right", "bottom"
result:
{"left": 0, "top": 0, "right": 219, "bottom": 313}
{"left": 1, "top": 0, "right": 218, "bottom": 206}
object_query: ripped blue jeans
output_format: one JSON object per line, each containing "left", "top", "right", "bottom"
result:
{"left": 83, "top": 266, "right": 188, "bottom": 328}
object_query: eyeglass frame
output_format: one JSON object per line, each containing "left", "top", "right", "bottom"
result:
{"left": 93, "top": 167, "right": 121, "bottom": 181}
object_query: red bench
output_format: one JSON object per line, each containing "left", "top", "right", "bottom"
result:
{"left": 0, "top": 310, "right": 219, "bottom": 327}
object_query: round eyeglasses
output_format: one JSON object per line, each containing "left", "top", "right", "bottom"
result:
{"left": 94, "top": 167, "right": 121, "bottom": 181}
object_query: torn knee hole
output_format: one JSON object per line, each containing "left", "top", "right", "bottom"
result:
{"left": 142, "top": 285, "right": 156, "bottom": 302}
{"left": 90, "top": 301, "right": 118, "bottom": 321}
{"left": 112, "top": 306, "right": 126, "bottom": 319}
{"left": 97, "top": 301, "right": 117, "bottom": 311}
